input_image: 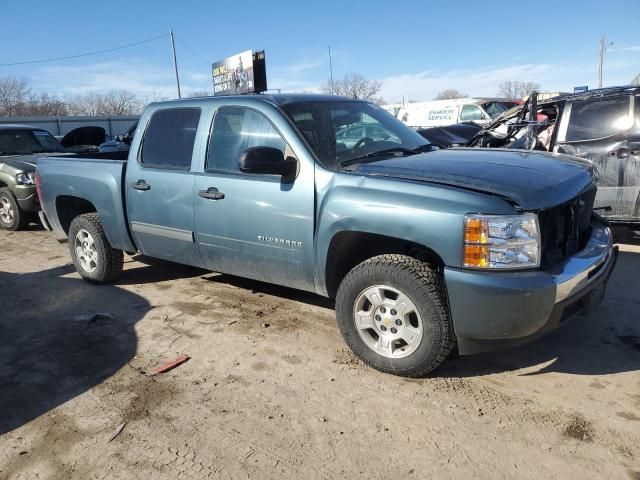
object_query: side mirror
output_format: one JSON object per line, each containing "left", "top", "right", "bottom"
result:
{"left": 238, "top": 146, "right": 297, "bottom": 178}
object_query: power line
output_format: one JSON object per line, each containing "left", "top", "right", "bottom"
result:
{"left": 175, "top": 36, "right": 211, "bottom": 67}
{"left": 0, "top": 34, "right": 168, "bottom": 67}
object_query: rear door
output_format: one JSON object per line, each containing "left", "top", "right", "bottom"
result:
{"left": 125, "top": 107, "right": 203, "bottom": 266}
{"left": 193, "top": 105, "right": 316, "bottom": 291}
{"left": 555, "top": 94, "right": 639, "bottom": 221}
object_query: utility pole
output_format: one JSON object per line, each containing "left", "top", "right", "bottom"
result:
{"left": 328, "top": 45, "right": 334, "bottom": 95}
{"left": 170, "top": 30, "right": 182, "bottom": 99}
{"left": 598, "top": 35, "right": 613, "bottom": 88}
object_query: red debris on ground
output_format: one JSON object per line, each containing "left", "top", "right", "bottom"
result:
{"left": 149, "top": 354, "right": 190, "bottom": 375}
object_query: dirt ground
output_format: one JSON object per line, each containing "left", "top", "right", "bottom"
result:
{"left": 1, "top": 226, "right": 639, "bottom": 480}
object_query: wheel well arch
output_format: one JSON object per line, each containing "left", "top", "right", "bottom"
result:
{"left": 56, "top": 196, "right": 97, "bottom": 235}
{"left": 324, "top": 231, "right": 445, "bottom": 298}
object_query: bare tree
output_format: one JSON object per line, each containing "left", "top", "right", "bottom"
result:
{"left": 0, "top": 76, "right": 31, "bottom": 116}
{"left": 24, "top": 92, "right": 68, "bottom": 116}
{"left": 433, "top": 89, "right": 467, "bottom": 100}
{"left": 66, "top": 93, "right": 102, "bottom": 116}
{"left": 187, "top": 90, "right": 212, "bottom": 98}
{"left": 98, "top": 90, "right": 142, "bottom": 115}
{"left": 321, "top": 73, "right": 383, "bottom": 104}
{"left": 66, "top": 90, "right": 142, "bottom": 116}
{"left": 497, "top": 81, "right": 540, "bottom": 100}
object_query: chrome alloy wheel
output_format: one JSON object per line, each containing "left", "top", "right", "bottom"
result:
{"left": 0, "top": 196, "right": 14, "bottom": 224}
{"left": 353, "top": 285, "right": 424, "bottom": 359}
{"left": 75, "top": 229, "right": 98, "bottom": 273}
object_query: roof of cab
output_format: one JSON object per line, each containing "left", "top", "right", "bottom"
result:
{"left": 149, "top": 93, "right": 362, "bottom": 109}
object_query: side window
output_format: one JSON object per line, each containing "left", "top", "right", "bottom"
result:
{"left": 207, "top": 107, "right": 286, "bottom": 172}
{"left": 459, "top": 105, "right": 483, "bottom": 121}
{"left": 141, "top": 108, "right": 200, "bottom": 169}
{"left": 565, "top": 96, "right": 631, "bottom": 142}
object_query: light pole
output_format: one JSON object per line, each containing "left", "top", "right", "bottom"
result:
{"left": 598, "top": 35, "right": 614, "bottom": 89}
{"left": 328, "top": 45, "right": 334, "bottom": 95}
{"left": 170, "top": 30, "right": 182, "bottom": 98}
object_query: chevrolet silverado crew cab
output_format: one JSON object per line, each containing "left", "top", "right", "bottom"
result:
{"left": 36, "top": 94, "right": 618, "bottom": 376}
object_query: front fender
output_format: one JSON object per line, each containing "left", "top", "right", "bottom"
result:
{"left": 313, "top": 171, "right": 516, "bottom": 295}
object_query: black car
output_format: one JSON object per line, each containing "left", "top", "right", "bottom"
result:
{"left": 419, "top": 86, "right": 640, "bottom": 225}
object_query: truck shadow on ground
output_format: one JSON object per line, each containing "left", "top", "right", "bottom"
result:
{"left": 0, "top": 265, "right": 150, "bottom": 435}
{"left": 436, "top": 247, "right": 640, "bottom": 377}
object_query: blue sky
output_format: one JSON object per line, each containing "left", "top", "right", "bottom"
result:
{"left": 2, "top": 0, "right": 639, "bottom": 103}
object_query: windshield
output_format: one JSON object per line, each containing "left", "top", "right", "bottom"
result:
{"left": 481, "top": 101, "right": 511, "bottom": 118}
{"left": 280, "top": 100, "right": 430, "bottom": 169}
{"left": 0, "top": 129, "right": 66, "bottom": 155}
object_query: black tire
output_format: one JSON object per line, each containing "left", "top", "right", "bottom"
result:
{"left": 0, "top": 187, "right": 29, "bottom": 231}
{"left": 68, "top": 213, "right": 123, "bottom": 284}
{"left": 335, "top": 254, "right": 455, "bottom": 377}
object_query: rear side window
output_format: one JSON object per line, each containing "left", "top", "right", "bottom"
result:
{"left": 207, "top": 107, "right": 285, "bottom": 172}
{"left": 566, "top": 96, "right": 631, "bottom": 142}
{"left": 141, "top": 108, "right": 201, "bottom": 169}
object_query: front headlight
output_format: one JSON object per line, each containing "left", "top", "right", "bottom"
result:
{"left": 463, "top": 213, "right": 540, "bottom": 269}
{"left": 15, "top": 172, "right": 35, "bottom": 185}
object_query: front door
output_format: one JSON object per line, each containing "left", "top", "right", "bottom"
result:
{"left": 125, "top": 107, "right": 203, "bottom": 266}
{"left": 193, "top": 105, "right": 315, "bottom": 291}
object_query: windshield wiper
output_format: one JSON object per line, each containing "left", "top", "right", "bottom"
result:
{"left": 339, "top": 144, "right": 434, "bottom": 168}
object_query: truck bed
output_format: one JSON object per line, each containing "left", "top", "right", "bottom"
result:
{"left": 37, "top": 154, "right": 136, "bottom": 252}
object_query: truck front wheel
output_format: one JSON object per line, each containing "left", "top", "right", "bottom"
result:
{"left": 68, "top": 213, "right": 123, "bottom": 284}
{"left": 0, "top": 188, "right": 29, "bottom": 231}
{"left": 335, "top": 254, "right": 455, "bottom": 377}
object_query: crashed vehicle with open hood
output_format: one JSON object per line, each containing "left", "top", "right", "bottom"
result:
{"left": 59, "top": 126, "right": 107, "bottom": 153}
{"left": 419, "top": 86, "right": 640, "bottom": 225}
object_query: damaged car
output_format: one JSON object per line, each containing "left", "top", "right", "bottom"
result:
{"left": 419, "top": 86, "right": 640, "bottom": 225}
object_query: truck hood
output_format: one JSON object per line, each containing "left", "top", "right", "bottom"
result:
{"left": 350, "top": 148, "right": 594, "bottom": 210}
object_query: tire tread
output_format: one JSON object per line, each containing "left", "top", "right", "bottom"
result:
{"left": 69, "top": 213, "right": 123, "bottom": 283}
{"left": 336, "top": 254, "right": 455, "bottom": 377}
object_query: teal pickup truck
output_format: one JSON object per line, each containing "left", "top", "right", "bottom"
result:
{"left": 36, "top": 94, "right": 617, "bottom": 376}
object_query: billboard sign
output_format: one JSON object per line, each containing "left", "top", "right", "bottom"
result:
{"left": 212, "top": 50, "right": 267, "bottom": 96}
{"left": 573, "top": 86, "right": 588, "bottom": 93}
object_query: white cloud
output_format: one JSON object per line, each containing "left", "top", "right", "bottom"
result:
{"left": 35, "top": 59, "right": 209, "bottom": 99}
{"left": 610, "top": 44, "right": 640, "bottom": 53}
{"left": 379, "top": 57, "right": 640, "bottom": 103}
{"left": 27, "top": 49, "right": 640, "bottom": 103}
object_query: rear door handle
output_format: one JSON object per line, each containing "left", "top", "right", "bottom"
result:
{"left": 130, "top": 180, "right": 151, "bottom": 191}
{"left": 198, "top": 187, "right": 225, "bottom": 200}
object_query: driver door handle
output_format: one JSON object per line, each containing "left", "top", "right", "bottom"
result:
{"left": 198, "top": 187, "right": 225, "bottom": 200}
{"left": 130, "top": 179, "right": 151, "bottom": 191}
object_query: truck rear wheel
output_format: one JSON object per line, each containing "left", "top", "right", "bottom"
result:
{"left": 68, "top": 213, "right": 123, "bottom": 284}
{"left": 335, "top": 254, "right": 455, "bottom": 377}
{"left": 0, "top": 188, "right": 29, "bottom": 231}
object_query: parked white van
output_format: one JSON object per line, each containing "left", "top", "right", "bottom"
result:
{"left": 395, "top": 98, "right": 519, "bottom": 129}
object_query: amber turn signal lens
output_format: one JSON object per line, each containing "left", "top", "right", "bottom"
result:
{"left": 464, "top": 218, "right": 488, "bottom": 244}
{"left": 464, "top": 245, "right": 489, "bottom": 268}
